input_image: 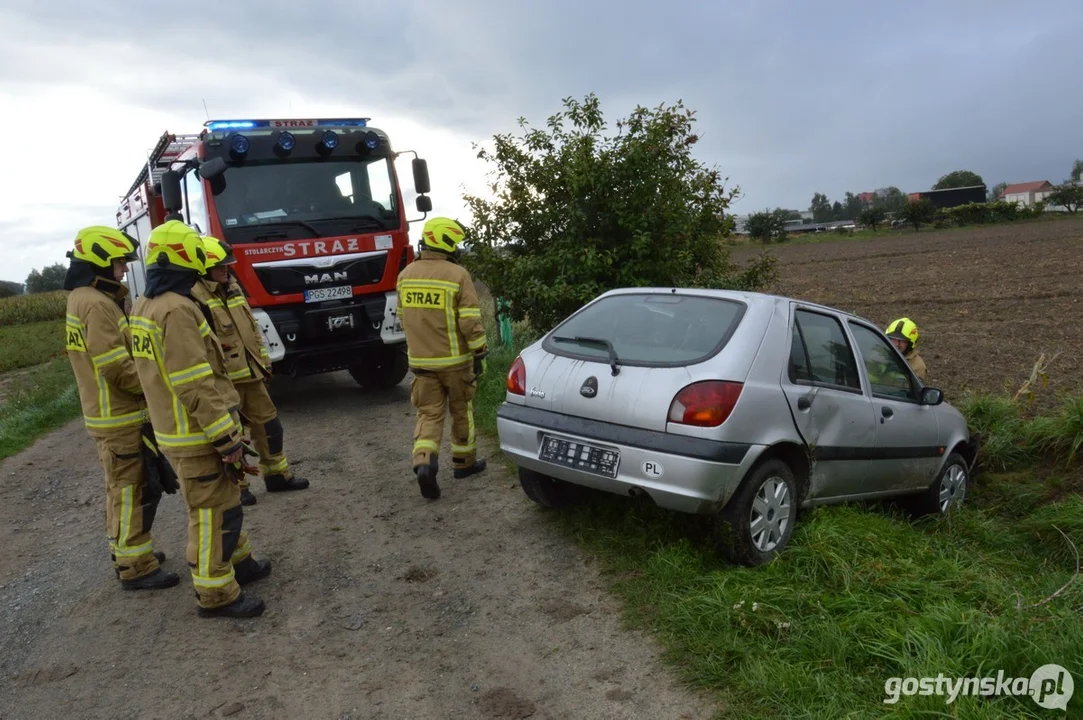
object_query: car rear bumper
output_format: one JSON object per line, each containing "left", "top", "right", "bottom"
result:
{"left": 496, "top": 403, "right": 763, "bottom": 515}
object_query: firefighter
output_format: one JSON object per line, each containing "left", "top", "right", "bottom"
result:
{"left": 63, "top": 226, "right": 179, "bottom": 591}
{"left": 396, "top": 217, "right": 489, "bottom": 500}
{"left": 191, "top": 234, "right": 309, "bottom": 506}
{"left": 130, "top": 220, "right": 270, "bottom": 618}
{"left": 885, "top": 317, "right": 927, "bottom": 381}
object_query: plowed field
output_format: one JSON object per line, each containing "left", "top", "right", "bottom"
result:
{"left": 734, "top": 217, "right": 1083, "bottom": 411}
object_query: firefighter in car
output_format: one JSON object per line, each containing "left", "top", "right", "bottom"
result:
{"left": 63, "top": 226, "right": 179, "bottom": 591}
{"left": 396, "top": 217, "right": 488, "bottom": 500}
{"left": 191, "top": 235, "right": 309, "bottom": 506}
{"left": 130, "top": 220, "right": 270, "bottom": 618}
{"left": 885, "top": 317, "right": 927, "bottom": 382}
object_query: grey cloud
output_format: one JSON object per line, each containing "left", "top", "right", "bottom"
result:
{"left": 4, "top": 0, "right": 1082, "bottom": 212}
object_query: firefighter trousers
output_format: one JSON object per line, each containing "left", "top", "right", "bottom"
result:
{"left": 92, "top": 427, "right": 163, "bottom": 581}
{"left": 235, "top": 380, "right": 292, "bottom": 488}
{"left": 167, "top": 451, "right": 255, "bottom": 609}
{"left": 410, "top": 365, "right": 478, "bottom": 469}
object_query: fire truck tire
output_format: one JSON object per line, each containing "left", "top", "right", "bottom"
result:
{"left": 348, "top": 345, "right": 409, "bottom": 390}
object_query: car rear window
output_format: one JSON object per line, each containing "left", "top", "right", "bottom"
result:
{"left": 542, "top": 293, "right": 745, "bottom": 366}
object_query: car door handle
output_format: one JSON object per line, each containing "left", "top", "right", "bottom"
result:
{"left": 797, "top": 397, "right": 811, "bottom": 411}
{"left": 881, "top": 406, "right": 894, "bottom": 418}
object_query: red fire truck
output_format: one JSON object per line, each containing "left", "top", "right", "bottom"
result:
{"left": 115, "top": 117, "right": 434, "bottom": 389}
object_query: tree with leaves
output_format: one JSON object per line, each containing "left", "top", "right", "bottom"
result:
{"left": 988, "top": 182, "right": 1008, "bottom": 202}
{"left": 1046, "top": 183, "right": 1083, "bottom": 214}
{"left": 858, "top": 205, "right": 887, "bottom": 231}
{"left": 1070, "top": 159, "right": 1082, "bottom": 183}
{"left": 809, "top": 192, "right": 833, "bottom": 223}
{"left": 25, "top": 263, "right": 67, "bottom": 293}
{"left": 746, "top": 209, "right": 789, "bottom": 244}
{"left": 933, "top": 170, "right": 984, "bottom": 190}
{"left": 460, "top": 94, "right": 778, "bottom": 332}
{"left": 896, "top": 198, "right": 936, "bottom": 230}
{"left": 873, "top": 187, "right": 908, "bottom": 214}
{"left": 843, "top": 192, "right": 866, "bottom": 221}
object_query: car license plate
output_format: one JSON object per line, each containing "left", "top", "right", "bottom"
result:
{"left": 538, "top": 434, "right": 620, "bottom": 478}
{"left": 304, "top": 285, "right": 352, "bottom": 303}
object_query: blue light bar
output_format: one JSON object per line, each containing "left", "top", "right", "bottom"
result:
{"left": 204, "top": 118, "right": 372, "bottom": 131}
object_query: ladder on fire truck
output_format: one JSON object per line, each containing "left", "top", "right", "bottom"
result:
{"left": 123, "top": 131, "right": 203, "bottom": 201}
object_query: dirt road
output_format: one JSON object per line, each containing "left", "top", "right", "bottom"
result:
{"left": 0, "top": 372, "right": 717, "bottom": 720}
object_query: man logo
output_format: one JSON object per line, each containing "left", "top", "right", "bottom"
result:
{"left": 304, "top": 270, "right": 348, "bottom": 285}
{"left": 580, "top": 376, "right": 598, "bottom": 398}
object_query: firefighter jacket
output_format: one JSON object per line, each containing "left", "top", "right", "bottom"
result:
{"left": 65, "top": 283, "right": 147, "bottom": 436}
{"left": 906, "top": 350, "right": 928, "bottom": 382}
{"left": 396, "top": 250, "right": 488, "bottom": 371}
{"left": 191, "top": 278, "right": 271, "bottom": 384}
{"left": 130, "top": 291, "right": 243, "bottom": 458}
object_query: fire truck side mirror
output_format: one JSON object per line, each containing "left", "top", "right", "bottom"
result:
{"left": 416, "top": 195, "right": 433, "bottom": 213}
{"left": 199, "top": 158, "right": 228, "bottom": 180}
{"left": 412, "top": 158, "right": 431, "bottom": 195}
{"left": 160, "top": 170, "right": 183, "bottom": 213}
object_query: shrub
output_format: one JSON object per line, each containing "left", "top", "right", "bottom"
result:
{"left": 0, "top": 291, "right": 68, "bottom": 327}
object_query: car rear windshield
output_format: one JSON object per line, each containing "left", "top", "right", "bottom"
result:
{"left": 543, "top": 293, "right": 745, "bottom": 367}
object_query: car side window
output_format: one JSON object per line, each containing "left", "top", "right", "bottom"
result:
{"left": 790, "top": 309, "right": 861, "bottom": 391}
{"left": 848, "top": 322, "right": 916, "bottom": 401}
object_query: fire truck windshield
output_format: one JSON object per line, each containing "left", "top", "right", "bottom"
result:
{"left": 209, "top": 156, "right": 399, "bottom": 243}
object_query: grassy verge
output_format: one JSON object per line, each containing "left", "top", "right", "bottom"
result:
{"left": 0, "top": 291, "right": 67, "bottom": 326}
{"left": 473, "top": 315, "right": 1083, "bottom": 718}
{"left": 0, "top": 320, "right": 66, "bottom": 373}
{"left": 0, "top": 356, "right": 81, "bottom": 460}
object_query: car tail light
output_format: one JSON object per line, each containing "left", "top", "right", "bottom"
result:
{"left": 507, "top": 356, "right": 526, "bottom": 396}
{"left": 668, "top": 381, "right": 743, "bottom": 427}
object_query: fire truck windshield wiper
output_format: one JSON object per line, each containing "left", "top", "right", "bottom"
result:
{"left": 247, "top": 220, "right": 322, "bottom": 238}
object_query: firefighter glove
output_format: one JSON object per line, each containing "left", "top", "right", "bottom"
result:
{"left": 473, "top": 355, "right": 486, "bottom": 378}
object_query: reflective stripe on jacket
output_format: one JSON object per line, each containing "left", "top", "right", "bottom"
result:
{"left": 191, "top": 278, "right": 270, "bottom": 383}
{"left": 130, "top": 292, "right": 243, "bottom": 457}
{"left": 65, "top": 286, "right": 147, "bottom": 435}
{"left": 396, "top": 250, "right": 488, "bottom": 371}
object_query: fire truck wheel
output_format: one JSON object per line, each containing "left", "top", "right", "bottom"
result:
{"left": 348, "top": 345, "right": 409, "bottom": 390}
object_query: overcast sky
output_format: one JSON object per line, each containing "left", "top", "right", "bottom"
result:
{"left": 2, "top": 0, "right": 1080, "bottom": 283}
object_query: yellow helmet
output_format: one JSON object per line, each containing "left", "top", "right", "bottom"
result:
{"left": 421, "top": 217, "right": 466, "bottom": 253}
{"left": 199, "top": 235, "right": 236, "bottom": 274}
{"left": 71, "top": 226, "right": 139, "bottom": 268}
{"left": 145, "top": 220, "right": 208, "bottom": 273}
{"left": 885, "top": 317, "right": 919, "bottom": 350}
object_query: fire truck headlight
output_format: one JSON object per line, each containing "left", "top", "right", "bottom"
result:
{"left": 318, "top": 130, "right": 339, "bottom": 152}
{"left": 277, "top": 131, "right": 296, "bottom": 152}
{"left": 230, "top": 134, "right": 250, "bottom": 157}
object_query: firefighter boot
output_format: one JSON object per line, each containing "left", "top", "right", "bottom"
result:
{"left": 240, "top": 488, "right": 257, "bottom": 506}
{"left": 454, "top": 458, "right": 487, "bottom": 480}
{"left": 121, "top": 567, "right": 181, "bottom": 591}
{"left": 113, "top": 550, "right": 167, "bottom": 578}
{"left": 264, "top": 474, "right": 310, "bottom": 493}
{"left": 196, "top": 592, "right": 266, "bottom": 619}
{"left": 414, "top": 455, "right": 440, "bottom": 500}
{"left": 234, "top": 556, "right": 272, "bottom": 586}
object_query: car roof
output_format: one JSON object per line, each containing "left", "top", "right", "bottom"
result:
{"left": 595, "top": 286, "right": 879, "bottom": 327}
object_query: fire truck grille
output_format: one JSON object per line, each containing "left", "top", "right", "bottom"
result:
{"left": 254, "top": 253, "right": 388, "bottom": 296}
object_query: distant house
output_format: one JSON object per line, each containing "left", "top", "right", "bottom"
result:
{"left": 907, "top": 185, "right": 987, "bottom": 209}
{"left": 857, "top": 192, "right": 876, "bottom": 204}
{"left": 1001, "top": 181, "right": 1055, "bottom": 206}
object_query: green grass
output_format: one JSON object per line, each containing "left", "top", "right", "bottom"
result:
{"left": 0, "top": 291, "right": 67, "bottom": 326}
{"left": 474, "top": 315, "right": 1083, "bottom": 718}
{"left": 960, "top": 392, "right": 1083, "bottom": 472}
{"left": 0, "top": 356, "right": 81, "bottom": 460}
{"left": 0, "top": 320, "right": 66, "bottom": 373}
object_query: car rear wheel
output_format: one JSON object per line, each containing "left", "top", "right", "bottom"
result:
{"left": 517, "top": 467, "right": 582, "bottom": 509}
{"left": 914, "top": 452, "right": 968, "bottom": 516}
{"left": 349, "top": 345, "right": 409, "bottom": 390}
{"left": 713, "top": 458, "right": 798, "bottom": 567}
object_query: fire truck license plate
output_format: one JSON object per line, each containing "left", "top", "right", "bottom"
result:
{"left": 304, "top": 285, "right": 353, "bottom": 303}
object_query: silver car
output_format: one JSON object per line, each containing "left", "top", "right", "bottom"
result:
{"left": 496, "top": 287, "right": 980, "bottom": 566}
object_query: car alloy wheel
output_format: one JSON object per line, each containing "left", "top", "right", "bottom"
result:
{"left": 939, "top": 463, "right": 967, "bottom": 513}
{"left": 750, "top": 475, "right": 793, "bottom": 553}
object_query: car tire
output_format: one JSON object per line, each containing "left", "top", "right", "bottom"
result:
{"left": 517, "top": 467, "right": 581, "bottom": 509}
{"left": 348, "top": 345, "right": 409, "bottom": 390}
{"left": 713, "top": 458, "right": 798, "bottom": 567}
{"left": 914, "top": 452, "right": 968, "bottom": 516}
